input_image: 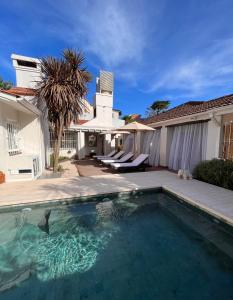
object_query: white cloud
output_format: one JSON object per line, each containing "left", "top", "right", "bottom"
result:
{"left": 78, "top": 1, "right": 146, "bottom": 67}
{"left": 148, "top": 38, "right": 233, "bottom": 97}
{"left": 52, "top": 0, "right": 150, "bottom": 69}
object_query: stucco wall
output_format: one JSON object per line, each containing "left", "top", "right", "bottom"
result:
{"left": 0, "top": 101, "right": 45, "bottom": 181}
{"left": 146, "top": 106, "right": 233, "bottom": 169}
{"left": 86, "top": 93, "right": 113, "bottom": 127}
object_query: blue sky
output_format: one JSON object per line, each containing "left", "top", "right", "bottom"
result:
{"left": 1, "top": 0, "right": 233, "bottom": 117}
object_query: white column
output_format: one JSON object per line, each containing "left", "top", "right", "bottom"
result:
{"left": 104, "top": 134, "right": 112, "bottom": 155}
{"left": 77, "top": 131, "right": 85, "bottom": 159}
{"left": 206, "top": 117, "right": 221, "bottom": 160}
{"left": 159, "top": 126, "right": 168, "bottom": 166}
{"left": 110, "top": 136, "right": 116, "bottom": 149}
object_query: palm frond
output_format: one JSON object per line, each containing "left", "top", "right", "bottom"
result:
{"left": 35, "top": 49, "right": 92, "bottom": 128}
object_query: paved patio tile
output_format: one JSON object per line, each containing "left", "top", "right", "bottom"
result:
{"left": 0, "top": 171, "right": 233, "bottom": 226}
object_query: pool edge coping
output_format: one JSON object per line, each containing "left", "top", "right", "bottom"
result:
{"left": 162, "top": 185, "right": 233, "bottom": 228}
{"left": 0, "top": 184, "right": 233, "bottom": 229}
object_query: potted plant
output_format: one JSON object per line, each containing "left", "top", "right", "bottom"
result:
{"left": 0, "top": 171, "right": 5, "bottom": 184}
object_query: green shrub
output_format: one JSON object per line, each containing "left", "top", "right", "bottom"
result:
{"left": 57, "top": 164, "right": 64, "bottom": 172}
{"left": 193, "top": 159, "right": 233, "bottom": 190}
{"left": 50, "top": 154, "right": 69, "bottom": 167}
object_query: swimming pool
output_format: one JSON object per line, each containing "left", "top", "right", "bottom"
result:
{"left": 0, "top": 189, "right": 233, "bottom": 299}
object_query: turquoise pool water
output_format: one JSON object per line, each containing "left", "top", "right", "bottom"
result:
{"left": 0, "top": 190, "right": 233, "bottom": 299}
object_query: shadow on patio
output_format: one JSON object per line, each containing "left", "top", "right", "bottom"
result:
{"left": 74, "top": 159, "right": 116, "bottom": 176}
{"left": 74, "top": 158, "right": 168, "bottom": 177}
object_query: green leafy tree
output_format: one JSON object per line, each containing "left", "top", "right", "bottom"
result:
{"left": 122, "top": 115, "right": 134, "bottom": 124}
{"left": 146, "top": 100, "right": 170, "bottom": 117}
{"left": 35, "top": 49, "right": 92, "bottom": 172}
{"left": 0, "top": 76, "right": 13, "bottom": 90}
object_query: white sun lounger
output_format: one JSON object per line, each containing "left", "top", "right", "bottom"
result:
{"left": 97, "top": 150, "right": 125, "bottom": 161}
{"left": 94, "top": 150, "right": 117, "bottom": 160}
{"left": 110, "top": 154, "right": 149, "bottom": 171}
{"left": 101, "top": 152, "right": 134, "bottom": 165}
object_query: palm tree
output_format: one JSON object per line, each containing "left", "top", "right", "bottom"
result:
{"left": 146, "top": 100, "right": 170, "bottom": 117}
{"left": 36, "top": 49, "right": 92, "bottom": 172}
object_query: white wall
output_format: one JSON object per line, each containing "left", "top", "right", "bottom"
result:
{"left": 88, "top": 93, "right": 113, "bottom": 127}
{"left": 206, "top": 116, "right": 221, "bottom": 160}
{"left": 0, "top": 101, "right": 45, "bottom": 181}
{"left": 147, "top": 107, "right": 233, "bottom": 169}
{"left": 159, "top": 126, "right": 168, "bottom": 166}
{"left": 12, "top": 54, "right": 41, "bottom": 88}
{"left": 0, "top": 103, "right": 7, "bottom": 174}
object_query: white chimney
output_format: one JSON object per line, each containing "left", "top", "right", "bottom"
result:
{"left": 11, "top": 54, "right": 41, "bottom": 88}
{"left": 92, "top": 71, "right": 114, "bottom": 126}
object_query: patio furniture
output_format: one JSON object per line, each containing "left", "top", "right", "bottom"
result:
{"left": 101, "top": 152, "right": 134, "bottom": 165}
{"left": 97, "top": 150, "right": 125, "bottom": 161}
{"left": 110, "top": 154, "right": 149, "bottom": 172}
{"left": 94, "top": 150, "right": 117, "bottom": 160}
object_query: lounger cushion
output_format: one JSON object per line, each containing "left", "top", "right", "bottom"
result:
{"left": 94, "top": 150, "right": 116, "bottom": 159}
{"left": 102, "top": 153, "right": 134, "bottom": 165}
{"left": 111, "top": 154, "right": 149, "bottom": 169}
{"left": 99, "top": 151, "right": 124, "bottom": 161}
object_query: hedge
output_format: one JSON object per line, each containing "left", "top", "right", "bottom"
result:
{"left": 193, "top": 159, "right": 233, "bottom": 191}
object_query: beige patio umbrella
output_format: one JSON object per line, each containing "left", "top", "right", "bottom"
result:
{"left": 99, "top": 130, "right": 130, "bottom": 135}
{"left": 117, "top": 121, "right": 155, "bottom": 154}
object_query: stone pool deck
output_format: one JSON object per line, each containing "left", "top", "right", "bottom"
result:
{"left": 0, "top": 171, "right": 233, "bottom": 226}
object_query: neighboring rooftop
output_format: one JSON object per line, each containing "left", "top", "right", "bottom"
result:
{"left": 0, "top": 87, "right": 36, "bottom": 97}
{"left": 144, "top": 94, "right": 233, "bottom": 124}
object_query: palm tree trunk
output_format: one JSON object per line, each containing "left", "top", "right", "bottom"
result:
{"left": 53, "top": 117, "right": 64, "bottom": 172}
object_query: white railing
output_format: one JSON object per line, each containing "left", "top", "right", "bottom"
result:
{"left": 7, "top": 122, "right": 22, "bottom": 155}
{"left": 50, "top": 130, "right": 77, "bottom": 149}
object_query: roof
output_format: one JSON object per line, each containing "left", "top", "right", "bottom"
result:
{"left": 0, "top": 91, "right": 40, "bottom": 115}
{"left": 143, "top": 94, "right": 233, "bottom": 125}
{"left": 11, "top": 53, "right": 40, "bottom": 64}
{"left": 73, "top": 119, "right": 89, "bottom": 125}
{"left": 1, "top": 87, "right": 36, "bottom": 97}
{"left": 130, "top": 114, "right": 141, "bottom": 120}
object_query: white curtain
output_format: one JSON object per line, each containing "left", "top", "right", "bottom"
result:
{"left": 168, "top": 122, "right": 208, "bottom": 171}
{"left": 140, "top": 129, "right": 161, "bottom": 166}
{"left": 123, "top": 134, "right": 134, "bottom": 153}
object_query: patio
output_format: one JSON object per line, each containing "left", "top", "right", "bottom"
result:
{"left": 75, "top": 159, "right": 115, "bottom": 176}
{"left": 0, "top": 171, "right": 233, "bottom": 227}
{"left": 74, "top": 158, "right": 166, "bottom": 177}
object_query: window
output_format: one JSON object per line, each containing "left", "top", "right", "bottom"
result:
{"left": 50, "top": 130, "right": 77, "bottom": 149}
{"left": 222, "top": 122, "right": 233, "bottom": 160}
{"left": 7, "top": 122, "right": 21, "bottom": 155}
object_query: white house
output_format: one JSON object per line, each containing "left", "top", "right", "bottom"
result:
{"left": 138, "top": 96, "right": 233, "bottom": 171}
{"left": 51, "top": 70, "right": 125, "bottom": 159}
{"left": 0, "top": 54, "right": 124, "bottom": 182}
{"left": 0, "top": 87, "right": 46, "bottom": 182}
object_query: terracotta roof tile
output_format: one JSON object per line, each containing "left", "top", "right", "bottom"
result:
{"left": 74, "top": 119, "right": 89, "bottom": 125}
{"left": 1, "top": 87, "right": 36, "bottom": 96}
{"left": 143, "top": 94, "right": 233, "bottom": 124}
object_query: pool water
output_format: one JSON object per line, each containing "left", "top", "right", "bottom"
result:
{"left": 0, "top": 190, "right": 233, "bottom": 299}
